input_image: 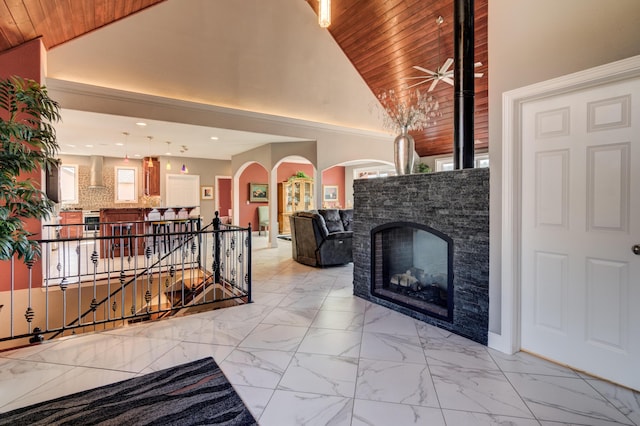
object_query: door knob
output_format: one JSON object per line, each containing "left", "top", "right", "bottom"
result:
{"left": 633, "top": 244, "right": 640, "bottom": 255}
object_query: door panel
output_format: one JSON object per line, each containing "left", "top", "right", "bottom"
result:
{"left": 521, "top": 77, "right": 639, "bottom": 390}
{"left": 533, "top": 251, "right": 567, "bottom": 333}
{"left": 586, "top": 143, "right": 630, "bottom": 232}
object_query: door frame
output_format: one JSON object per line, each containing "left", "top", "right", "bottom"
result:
{"left": 215, "top": 175, "right": 232, "bottom": 218}
{"left": 491, "top": 54, "right": 640, "bottom": 354}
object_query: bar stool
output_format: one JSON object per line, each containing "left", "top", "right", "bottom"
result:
{"left": 151, "top": 221, "right": 171, "bottom": 253}
{"left": 110, "top": 223, "right": 133, "bottom": 257}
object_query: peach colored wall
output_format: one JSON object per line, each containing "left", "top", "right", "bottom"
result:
{"left": 0, "top": 39, "right": 46, "bottom": 291}
{"left": 239, "top": 163, "right": 268, "bottom": 228}
{"left": 321, "top": 166, "right": 346, "bottom": 209}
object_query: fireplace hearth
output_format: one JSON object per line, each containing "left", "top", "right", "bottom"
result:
{"left": 353, "top": 168, "right": 489, "bottom": 344}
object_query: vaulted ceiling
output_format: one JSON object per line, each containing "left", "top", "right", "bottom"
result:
{"left": 307, "top": 0, "right": 488, "bottom": 156}
{"left": 0, "top": 0, "right": 164, "bottom": 51}
{"left": 0, "top": 0, "right": 487, "bottom": 157}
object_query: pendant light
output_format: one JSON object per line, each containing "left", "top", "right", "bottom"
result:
{"left": 122, "top": 132, "right": 130, "bottom": 162}
{"left": 146, "top": 136, "right": 154, "bottom": 167}
{"left": 318, "top": 0, "right": 331, "bottom": 28}
{"left": 180, "top": 145, "right": 189, "bottom": 174}
{"left": 165, "top": 141, "right": 172, "bottom": 170}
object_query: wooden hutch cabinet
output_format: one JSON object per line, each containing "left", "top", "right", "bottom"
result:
{"left": 143, "top": 157, "right": 160, "bottom": 196}
{"left": 277, "top": 178, "right": 314, "bottom": 234}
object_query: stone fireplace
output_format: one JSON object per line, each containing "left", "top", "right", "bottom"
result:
{"left": 353, "top": 168, "right": 489, "bottom": 344}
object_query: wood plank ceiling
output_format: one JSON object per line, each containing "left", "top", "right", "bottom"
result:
{"left": 0, "top": 0, "right": 487, "bottom": 158}
{"left": 309, "top": 0, "right": 488, "bottom": 157}
{"left": 0, "top": 0, "right": 164, "bottom": 52}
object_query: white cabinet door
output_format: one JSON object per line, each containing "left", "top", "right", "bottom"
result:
{"left": 166, "top": 174, "right": 200, "bottom": 217}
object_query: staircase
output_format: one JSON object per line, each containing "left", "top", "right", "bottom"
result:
{"left": 0, "top": 215, "right": 253, "bottom": 348}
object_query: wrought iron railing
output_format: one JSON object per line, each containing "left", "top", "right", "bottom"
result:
{"left": 0, "top": 214, "right": 252, "bottom": 348}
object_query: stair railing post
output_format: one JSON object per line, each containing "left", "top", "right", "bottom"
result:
{"left": 213, "top": 211, "right": 221, "bottom": 284}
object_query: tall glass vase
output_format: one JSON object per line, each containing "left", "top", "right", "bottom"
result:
{"left": 394, "top": 126, "right": 415, "bottom": 175}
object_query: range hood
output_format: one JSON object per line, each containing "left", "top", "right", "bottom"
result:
{"left": 89, "top": 156, "right": 106, "bottom": 188}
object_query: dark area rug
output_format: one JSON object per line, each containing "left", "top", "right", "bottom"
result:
{"left": 0, "top": 357, "right": 257, "bottom": 426}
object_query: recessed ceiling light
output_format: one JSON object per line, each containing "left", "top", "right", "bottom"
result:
{"left": 136, "top": 122, "right": 147, "bottom": 127}
{"left": 210, "top": 136, "right": 219, "bottom": 140}
{"left": 85, "top": 144, "right": 93, "bottom": 148}
{"left": 165, "top": 152, "right": 172, "bottom": 156}
{"left": 134, "top": 154, "right": 141, "bottom": 157}
{"left": 67, "top": 144, "right": 76, "bottom": 148}
{"left": 116, "top": 142, "right": 124, "bottom": 146}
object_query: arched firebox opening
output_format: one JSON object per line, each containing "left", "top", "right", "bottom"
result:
{"left": 371, "top": 222, "right": 454, "bottom": 322}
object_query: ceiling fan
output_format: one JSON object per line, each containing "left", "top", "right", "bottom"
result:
{"left": 404, "top": 59, "right": 484, "bottom": 92}
{"left": 403, "top": 16, "right": 484, "bottom": 92}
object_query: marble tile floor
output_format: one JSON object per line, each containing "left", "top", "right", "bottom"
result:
{"left": 1, "top": 236, "right": 638, "bottom": 425}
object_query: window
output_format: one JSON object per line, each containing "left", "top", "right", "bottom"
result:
{"left": 435, "top": 158, "right": 455, "bottom": 172}
{"left": 435, "top": 154, "right": 489, "bottom": 172}
{"left": 115, "top": 166, "right": 137, "bottom": 202}
{"left": 353, "top": 166, "right": 396, "bottom": 179}
{"left": 60, "top": 165, "right": 78, "bottom": 203}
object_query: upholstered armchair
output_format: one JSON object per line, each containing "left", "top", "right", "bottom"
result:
{"left": 289, "top": 209, "right": 353, "bottom": 267}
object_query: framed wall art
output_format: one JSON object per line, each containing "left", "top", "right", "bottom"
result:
{"left": 249, "top": 183, "right": 268, "bottom": 202}
{"left": 201, "top": 185, "right": 214, "bottom": 200}
{"left": 323, "top": 185, "right": 339, "bottom": 202}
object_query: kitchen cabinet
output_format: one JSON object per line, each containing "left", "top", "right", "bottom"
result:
{"left": 59, "top": 211, "right": 83, "bottom": 238}
{"left": 277, "top": 178, "right": 314, "bottom": 234}
{"left": 143, "top": 157, "right": 160, "bottom": 196}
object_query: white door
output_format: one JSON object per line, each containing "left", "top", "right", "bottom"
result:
{"left": 520, "top": 76, "right": 640, "bottom": 390}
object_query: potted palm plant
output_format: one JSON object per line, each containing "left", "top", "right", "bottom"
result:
{"left": 0, "top": 76, "right": 61, "bottom": 263}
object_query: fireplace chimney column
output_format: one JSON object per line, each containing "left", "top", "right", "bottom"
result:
{"left": 453, "top": 0, "right": 475, "bottom": 169}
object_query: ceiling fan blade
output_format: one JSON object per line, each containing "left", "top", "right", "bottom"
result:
{"left": 441, "top": 77, "right": 454, "bottom": 86}
{"left": 428, "top": 79, "right": 439, "bottom": 92}
{"left": 413, "top": 65, "right": 436, "bottom": 75}
{"left": 405, "top": 79, "right": 432, "bottom": 89}
{"left": 402, "top": 76, "right": 437, "bottom": 81}
{"left": 441, "top": 58, "right": 454, "bottom": 73}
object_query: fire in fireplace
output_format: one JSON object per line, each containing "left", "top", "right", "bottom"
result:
{"left": 372, "top": 222, "right": 453, "bottom": 322}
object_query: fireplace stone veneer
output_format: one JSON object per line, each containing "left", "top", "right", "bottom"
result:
{"left": 353, "top": 168, "right": 489, "bottom": 344}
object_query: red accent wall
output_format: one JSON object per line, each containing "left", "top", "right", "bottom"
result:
{"left": 218, "top": 178, "right": 232, "bottom": 217}
{"left": 239, "top": 163, "right": 268, "bottom": 228}
{"left": 276, "top": 163, "right": 314, "bottom": 182}
{"left": 0, "top": 39, "right": 46, "bottom": 291}
{"left": 321, "top": 166, "right": 346, "bottom": 209}
{"left": 238, "top": 163, "right": 344, "bottom": 229}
